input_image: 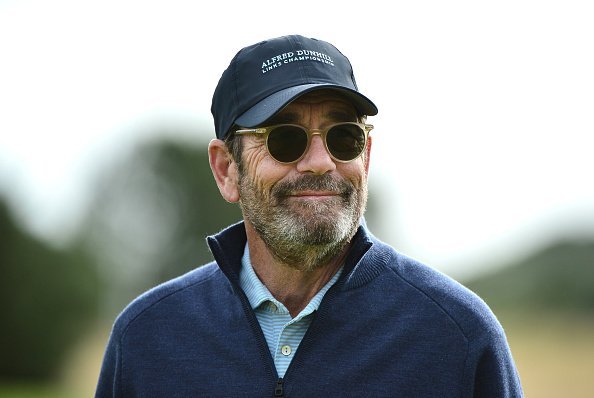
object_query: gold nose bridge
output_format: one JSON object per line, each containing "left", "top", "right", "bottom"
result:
{"left": 302, "top": 130, "right": 328, "bottom": 158}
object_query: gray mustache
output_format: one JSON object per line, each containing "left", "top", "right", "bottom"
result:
{"left": 273, "top": 174, "right": 353, "bottom": 197}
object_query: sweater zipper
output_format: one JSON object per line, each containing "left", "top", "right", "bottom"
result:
{"left": 274, "top": 378, "right": 284, "bottom": 397}
{"left": 232, "top": 283, "right": 284, "bottom": 396}
{"left": 208, "top": 238, "right": 281, "bottom": 395}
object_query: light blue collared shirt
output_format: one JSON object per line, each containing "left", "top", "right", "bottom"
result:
{"left": 239, "top": 245, "right": 342, "bottom": 378}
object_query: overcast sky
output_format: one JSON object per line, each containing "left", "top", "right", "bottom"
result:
{"left": 1, "top": 0, "right": 593, "bottom": 278}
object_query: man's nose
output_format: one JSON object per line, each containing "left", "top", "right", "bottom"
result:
{"left": 296, "top": 133, "right": 336, "bottom": 175}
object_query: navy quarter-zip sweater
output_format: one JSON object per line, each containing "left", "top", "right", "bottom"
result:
{"left": 95, "top": 222, "right": 523, "bottom": 397}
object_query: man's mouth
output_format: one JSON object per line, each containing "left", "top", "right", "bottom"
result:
{"left": 272, "top": 175, "right": 351, "bottom": 203}
{"left": 290, "top": 190, "right": 338, "bottom": 196}
{"left": 286, "top": 190, "right": 342, "bottom": 200}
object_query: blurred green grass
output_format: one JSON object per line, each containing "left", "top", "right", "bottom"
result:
{"left": 505, "top": 312, "right": 594, "bottom": 398}
{"left": 0, "top": 384, "right": 76, "bottom": 398}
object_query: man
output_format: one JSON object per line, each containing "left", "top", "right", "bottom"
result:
{"left": 96, "top": 35, "right": 523, "bottom": 397}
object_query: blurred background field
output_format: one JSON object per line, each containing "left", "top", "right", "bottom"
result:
{"left": 1, "top": 1, "right": 593, "bottom": 397}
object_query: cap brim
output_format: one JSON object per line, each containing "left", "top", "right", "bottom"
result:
{"left": 235, "top": 84, "right": 378, "bottom": 128}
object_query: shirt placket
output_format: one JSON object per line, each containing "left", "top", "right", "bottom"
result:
{"left": 270, "top": 304, "right": 313, "bottom": 377}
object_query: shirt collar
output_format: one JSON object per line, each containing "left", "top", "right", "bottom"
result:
{"left": 239, "top": 244, "right": 277, "bottom": 310}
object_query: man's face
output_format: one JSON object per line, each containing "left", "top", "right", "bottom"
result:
{"left": 237, "top": 90, "right": 370, "bottom": 272}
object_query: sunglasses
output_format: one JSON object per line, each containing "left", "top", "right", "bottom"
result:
{"left": 234, "top": 122, "right": 373, "bottom": 164}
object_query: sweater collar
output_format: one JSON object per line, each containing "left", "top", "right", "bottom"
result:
{"left": 206, "top": 220, "right": 382, "bottom": 291}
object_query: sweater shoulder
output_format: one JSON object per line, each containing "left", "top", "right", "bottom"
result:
{"left": 110, "top": 262, "right": 222, "bottom": 336}
{"left": 378, "top": 242, "right": 504, "bottom": 340}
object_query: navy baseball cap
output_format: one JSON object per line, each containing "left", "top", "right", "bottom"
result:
{"left": 211, "top": 34, "right": 378, "bottom": 140}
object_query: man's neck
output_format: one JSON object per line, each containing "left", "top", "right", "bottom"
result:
{"left": 244, "top": 222, "right": 347, "bottom": 318}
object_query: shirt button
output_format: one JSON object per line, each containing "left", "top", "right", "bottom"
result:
{"left": 281, "top": 345, "right": 292, "bottom": 356}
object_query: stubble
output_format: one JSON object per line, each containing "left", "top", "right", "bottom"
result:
{"left": 239, "top": 172, "right": 367, "bottom": 272}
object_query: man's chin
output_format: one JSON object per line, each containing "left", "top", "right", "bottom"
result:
{"left": 287, "top": 211, "right": 345, "bottom": 231}
{"left": 283, "top": 215, "right": 354, "bottom": 245}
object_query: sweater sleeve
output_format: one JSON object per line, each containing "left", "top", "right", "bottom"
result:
{"left": 470, "top": 324, "right": 523, "bottom": 397}
{"left": 94, "top": 328, "right": 121, "bottom": 398}
{"left": 389, "top": 250, "right": 524, "bottom": 396}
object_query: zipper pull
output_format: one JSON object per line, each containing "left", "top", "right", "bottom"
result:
{"left": 274, "top": 378, "right": 284, "bottom": 397}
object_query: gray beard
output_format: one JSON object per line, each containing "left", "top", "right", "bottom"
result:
{"left": 239, "top": 172, "right": 367, "bottom": 272}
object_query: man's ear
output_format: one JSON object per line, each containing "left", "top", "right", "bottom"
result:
{"left": 208, "top": 139, "right": 240, "bottom": 203}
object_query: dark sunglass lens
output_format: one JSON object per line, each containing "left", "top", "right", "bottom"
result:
{"left": 267, "top": 126, "right": 308, "bottom": 163}
{"left": 326, "top": 124, "right": 366, "bottom": 161}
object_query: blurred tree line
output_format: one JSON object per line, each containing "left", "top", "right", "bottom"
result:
{"left": 1, "top": 134, "right": 240, "bottom": 383}
{"left": 81, "top": 137, "right": 243, "bottom": 318}
{"left": 464, "top": 239, "right": 594, "bottom": 314}
{"left": 0, "top": 199, "right": 98, "bottom": 381}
